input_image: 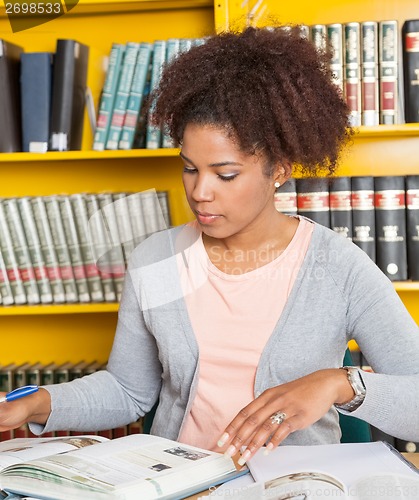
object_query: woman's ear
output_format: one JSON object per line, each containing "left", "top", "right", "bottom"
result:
{"left": 274, "top": 161, "right": 293, "bottom": 185}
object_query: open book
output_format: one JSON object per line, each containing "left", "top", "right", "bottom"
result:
{"left": 0, "top": 434, "right": 244, "bottom": 500}
{"left": 207, "top": 441, "right": 419, "bottom": 499}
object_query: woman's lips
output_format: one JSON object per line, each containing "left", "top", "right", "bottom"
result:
{"left": 195, "top": 210, "right": 221, "bottom": 224}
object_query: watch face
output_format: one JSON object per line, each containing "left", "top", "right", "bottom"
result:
{"left": 335, "top": 367, "right": 366, "bottom": 411}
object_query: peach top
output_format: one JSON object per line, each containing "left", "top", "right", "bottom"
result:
{"left": 177, "top": 218, "right": 314, "bottom": 450}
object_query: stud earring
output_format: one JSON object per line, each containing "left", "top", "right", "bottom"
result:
{"left": 274, "top": 181, "right": 281, "bottom": 188}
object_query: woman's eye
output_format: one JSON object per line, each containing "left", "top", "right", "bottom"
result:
{"left": 183, "top": 166, "right": 197, "bottom": 174}
{"left": 218, "top": 174, "right": 238, "bottom": 182}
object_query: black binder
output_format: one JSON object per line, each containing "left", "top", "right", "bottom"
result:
{"left": 50, "top": 39, "right": 89, "bottom": 151}
{"left": 0, "top": 39, "right": 23, "bottom": 152}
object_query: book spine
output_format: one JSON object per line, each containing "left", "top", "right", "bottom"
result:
{"left": 112, "top": 192, "right": 137, "bottom": 263}
{"left": 361, "top": 21, "right": 379, "bottom": 126}
{"left": 0, "top": 364, "right": 16, "bottom": 392}
{"left": 54, "top": 362, "right": 72, "bottom": 384}
{"left": 296, "top": 178, "right": 331, "bottom": 228}
{"left": 406, "top": 175, "right": 419, "bottom": 280}
{"left": 344, "top": 22, "right": 362, "bottom": 127}
{"left": 329, "top": 177, "right": 353, "bottom": 239}
{"left": 14, "top": 362, "right": 31, "bottom": 388}
{"left": 26, "top": 362, "right": 43, "bottom": 387}
{"left": 162, "top": 39, "right": 181, "bottom": 148}
{"left": 379, "top": 20, "right": 399, "bottom": 124}
{"left": 97, "top": 193, "right": 126, "bottom": 301}
{"left": 126, "top": 192, "right": 148, "bottom": 247}
{"left": 0, "top": 201, "right": 27, "bottom": 304}
{"left": 106, "top": 42, "right": 140, "bottom": 150}
{"left": 3, "top": 198, "right": 40, "bottom": 304}
{"left": 93, "top": 43, "right": 126, "bottom": 151}
{"left": 85, "top": 193, "right": 117, "bottom": 302}
{"left": 374, "top": 176, "right": 408, "bottom": 281}
{"left": 0, "top": 246, "right": 14, "bottom": 306}
{"left": 119, "top": 42, "right": 153, "bottom": 150}
{"left": 59, "top": 196, "right": 91, "bottom": 302}
{"left": 17, "top": 197, "right": 53, "bottom": 304}
{"left": 351, "top": 176, "right": 376, "bottom": 262}
{"left": 179, "top": 38, "right": 193, "bottom": 53}
{"left": 44, "top": 196, "right": 79, "bottom": 303}
{"left": 274, "top": 178, "right": 298, "bottom": 215}
{"left": 157, "top": 191, "right": 172, "bottom": 228}
{"left": 50, "top": 40, "right": 89, "bottom": 151}
{"left": 327, "top": 23, "right": 344, "bottom": 91}
{"left": 30, "top": 197, "right": 66, "bottom": 304}
{"left": 141, "top": 190, "right": 167, "bottom": 236}
{"left": 20, "top": 52, "right": 53, "bottom": 153}
{"left": 41, "top": 363, "right": 58, "bottom": 385}
{"left": 70, "top": 194, "right": 105, "bottom": 302}
{"left": 402, "top": 20, "right": 419, "bottom": 123}
{"left": 0, "top": 40, "right": 22, "bottom": 153}
{"left": 146, "top": 40, "right": 167, "bottom": 149}
{"left": 50, "top": 40, "right": 76, "bottom": 151}
{"left": 310, "top": 24, "right": 327, "bottom": 52}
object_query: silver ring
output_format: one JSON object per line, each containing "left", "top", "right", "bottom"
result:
{"left": 270, "top": 411, "right": 287, "bottom": 425}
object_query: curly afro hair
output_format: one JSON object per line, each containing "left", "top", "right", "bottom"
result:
{"left": 151, "top": 26, "right": 353, "bottom": 176}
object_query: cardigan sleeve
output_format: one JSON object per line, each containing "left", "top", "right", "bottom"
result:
{"left": 29, "top": 250, "right": 163, "bottom": 436}
{"left": 338, "top": 244, "right": 419, "bottom": 441}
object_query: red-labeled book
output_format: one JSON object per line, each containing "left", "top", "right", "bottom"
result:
{"left": 296, "top": 178, "right": 330, "bottom": 228}
{"left": 351, "top": 176, "right": 376, "bottom": 262}
{"left": 374, "top": 176, "right": 407, "bottom": 281}
{"left": 406, "top": 175, "right": 419, "bottom": 280}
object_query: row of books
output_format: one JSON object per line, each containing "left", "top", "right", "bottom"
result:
{"left": 1, "top": 22, "right": 417, "bottom": 154}
{"left": 93, "top": 38, "right": 204, "bottom": 151}
{"left": 0, "top": 38, "right": 89, "bottom": 153}
{"left": 92, "top": 20, "right": 419, "bottom": 152}
{"left": 0, "top": 420, "right": 145, "bottom": 444}
{"left": 0, "top": 191, "right": 170, "bottom": 306}
{"left": 0, "top": 359, "right": 146, "bottom": 442}
{"left": 299, "top": 19, "right": 419, "bottom": 126}
{"left": 274, "top": 175, "right": 419, "bottom": 281}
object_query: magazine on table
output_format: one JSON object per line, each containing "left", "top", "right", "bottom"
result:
{"left": 200, "top": 441, "right": 419, "bottom": 499}
{"left": 0, "top": 434, "right": 247, "bottom": 499}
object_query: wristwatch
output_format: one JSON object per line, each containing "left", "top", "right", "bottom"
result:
{"left": 335, "top": 366, "right": 366, "bottom": 412}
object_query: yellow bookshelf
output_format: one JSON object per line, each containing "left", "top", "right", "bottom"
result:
{"left": 0, "top": 0, "right": 210, "bottom": 365}
{"left": 0, "top": 0, "right": 418, "bottom": 369}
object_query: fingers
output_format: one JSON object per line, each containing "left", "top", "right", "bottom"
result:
{"left": 236, "top": 413, "right": 304, "bottom": 465}
{"left": 220, "top": 404, "right": 301, "bottom": 464}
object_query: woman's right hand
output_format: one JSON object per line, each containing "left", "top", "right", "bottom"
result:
{"left": 0, "top": 388, "right": 51, "bottom": 431}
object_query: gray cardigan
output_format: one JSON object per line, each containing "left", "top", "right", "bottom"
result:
{"left": 32, "top": 222, "right": 419, "bottom": 444}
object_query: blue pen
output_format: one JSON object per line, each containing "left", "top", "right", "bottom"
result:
{"left": 0, "top": 385, "right": 39, "bottom": 403}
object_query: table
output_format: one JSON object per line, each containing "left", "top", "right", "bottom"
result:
{"left": 185, "top": 452, "right": 419, "bottom": 500}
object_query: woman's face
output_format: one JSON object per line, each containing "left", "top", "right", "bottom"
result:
{"left": 181, "top": 123, "right": 279, "bottom": 241}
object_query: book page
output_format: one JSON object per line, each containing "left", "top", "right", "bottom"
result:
{"left": 248, "top": 442, "right": 418, "bottom": 486}
{"left": 0, "top": 434, "right": 237, "bottom": 500}
{"left": 0, "top": 435, "right": 108, "bottom": 470}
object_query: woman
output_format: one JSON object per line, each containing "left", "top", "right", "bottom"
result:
{"left": 1, "top": 26, "right": 418, "bottom": 467}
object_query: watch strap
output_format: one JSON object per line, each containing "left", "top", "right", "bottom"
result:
{"left": 335, "top": 366, "right": 366, "bottom": 412}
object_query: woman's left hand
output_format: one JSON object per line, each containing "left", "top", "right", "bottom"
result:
{"left": 216, "top": 368, "right": 354, "bottom": 465}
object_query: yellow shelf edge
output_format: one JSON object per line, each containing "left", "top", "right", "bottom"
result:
{"left": 0, "top": 282, "right": 418, "bottom": 316}
{"left": 353, "top": 124, "right": 419, "bottom": 138}
{"left": 0, "top": 149, "right": 180, "bottom": 163}
{"left": 0, "top": 303, "right": 119, "bottom": 316}
{"left": 393, "top": 282, "right": 419, "bottom": 292}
